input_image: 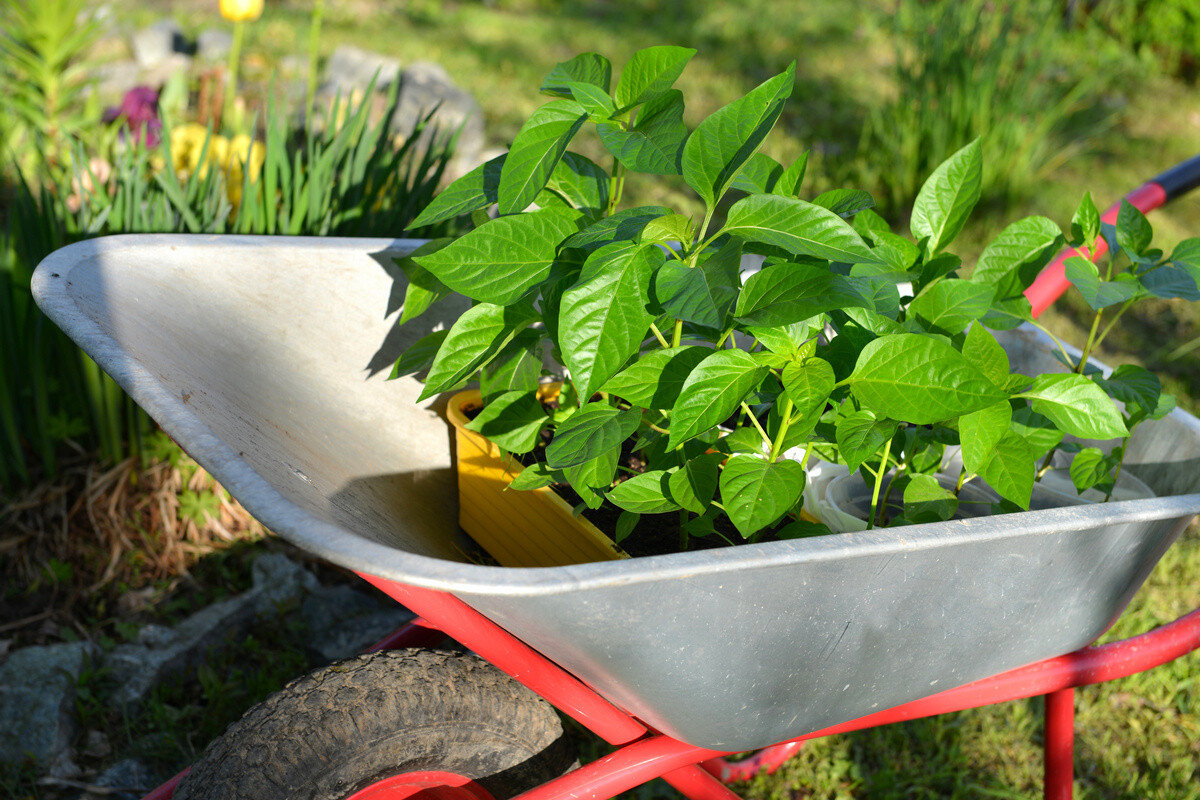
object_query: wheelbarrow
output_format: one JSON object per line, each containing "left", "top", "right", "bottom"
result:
{"left": 31, "top": 157, "right": 1200, "bottom": 800}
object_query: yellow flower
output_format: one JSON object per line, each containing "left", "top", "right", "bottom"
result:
{"left": 219, "top": 0, "right": 263, "bottom": 22}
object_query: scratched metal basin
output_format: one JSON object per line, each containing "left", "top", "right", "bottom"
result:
{"left": 32, "top": 234, "right": 1200, "bottom": 751}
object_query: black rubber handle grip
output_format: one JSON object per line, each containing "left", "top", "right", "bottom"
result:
{"left": 1152, "top": 153, "right": 1200, "bottom": 201}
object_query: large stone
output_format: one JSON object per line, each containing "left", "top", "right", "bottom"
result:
{"left": 319, "top": 45, "right": 401, "bottom": 96}
{"left": 104, "top": 552, "right": 318, "bottom": 712}
{"left": 94, "top": 757, "right": 159, "bottom": 799}
{"left": 393, "top": 61, "right": 485, "bottom": 169}
{"left": 196, "top": 28, "right": 233, "bottom": 62}
{"left": 131, "top": 21, "right": 190, "bottom": 68}
{"left": 301, "top": 584, "right": 413, "bottom": 663}
{"left": 0, "top": 641, "right": 94, "bottom": 768}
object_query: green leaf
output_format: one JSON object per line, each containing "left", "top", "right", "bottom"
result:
{"left": 982, "top": 295, "right": 1034, "bottom": 331}
{"left": 724, "top": 194, "right": 879, "bottom": 264}
{"left": 1139, "top": 262, "right": 1200, "bottom": 301}
{"left": 395, "top": 239, "right": 454, "bottom": 325}
{"left": 812, "top": 188, "right": 875, "bottom": 219}
{"left": 559, "top": 242, "right": 661, "bottom": 398}
{"left": 835, "top": 410, "right": 897, "bottom": 473}
{"left": 735, "top": 261, "right": 871, "bottom": 326}
{"left": 388, "top": 329, "right": 448, "bottom": 380}
{"left": 1064, "top": 256, "right": 1138, "bottom": 310}
{"left": 598, "top": 89, "right": 687, "bottom": 175}
{"left": 565, "top": 449, "right": 619, "bottom": 507}
{"left": 498, "top": 100, "right": 588, "bottom": 214}
{"left": 407, "top": 154, "right": 504, "bottom": 229}
{"left": 669, "top": 350, "right": 768, "bottom": 447}
{"left": 777, "top": 519, "right": 834, "bottom": 538}
{"left": 563, "top": 206, "right": 672, "bottom": 252}
{"left": 730, "top": 153, "right": 784, "bottom": 194}
{"left": 772, "top": 151, "right": 808, "bottom": 197}
{"left": 480, "top": 329, "right": 544, "bottom": 400}
{"left": 976, "top": 431, "right": 1036, "bottom": 508}
{"left": 1116, "top": 199, "right": 1153, "bottom": 256}
{"left": 541, "top": 52, "right": 612, "bottom": 97}
{"left": 614, "top": 45, "right": 696, "bottom": 108}
{"left": 868, "top": 231, "right": 922, "bottom": 275}
{"left": 970, "top": 215, "right": 1062, "bottom": 298}
{"left": 565, "top": 80, "right": 617, "bottom": 119}
{"left": 601, "top": 346, "right": 710, "bottom": 408}
{"left": 911, "top": 139, "right": 982, "bottom": 255}
{"left": 747, "top": 320, "right": 817, "bottom": 356}
{"left": 419, "top": 303, "right": 536, "bottom": 400}
{"left": 509, "top": 462, "right": 560, "bottom": 491}
{"left": 667, "top": 453, "right": 723, "bottom": 514}
{"left": 681, "top": 63, "right": 795, "bottom": 209}
{"left": 653, "top": 241, "right": 741, "bottom": 328}
{"left": 959, "top": 401, "right": 1011, "bottom": 475}
{"left": 719, "top": 455, "right": 805, "bottom": 537}
{"left": 546, "top": 404, "right": 641, "bottom": 469}
{"left": 464, "top": 390, "right": 548, "bottom": 453}
{"left": 415, "top": 208, "right": 581, "bottom": 305}
{"left": 1069, "top": 447, "right": 1110, "bottom": 493}
{"left": 1010, "top": 407, "right": 1063, "bottom": 458}
{"left": 607, "top": 470, "right": 681, "bottom": 513}
{"left": 1071, "top": 191, "right": 1100, "bottom": 246}
{"left": 545, "top": 152, "right": 610, "bottom": 215}
{"left": 1020, "top": 373, "right": 1127, "bottom": 439}
{"left": 908, "top": 279, "right": 995, "bottom": 336}
{"left": 904, "top": 473, "right": 958, "bottom": 523}
{"left": 1096, "top": 364, "right": 1161, "bottom": 416}
{"left": 850, "top": 334, "right": 1006, "bottom": 424}
{"left": 614, "top": 510, "right": 640, "bottom": 543}
{"left": 640, "top": 213, "right": 694, "bottom": 246}
{"left": 781, "top": 356, "right": 834, "bottom": 434}
{"left": 961, "top": 323, "right": 1011, "bottom": 388}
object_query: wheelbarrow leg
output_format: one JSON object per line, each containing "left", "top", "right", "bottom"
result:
{"left": 1044, "top": 687, "right": 1075, "bottom": 800}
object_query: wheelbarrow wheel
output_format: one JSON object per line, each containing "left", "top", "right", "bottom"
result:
{"left": 173, "top": 648, "right": 575, "bottom": 800}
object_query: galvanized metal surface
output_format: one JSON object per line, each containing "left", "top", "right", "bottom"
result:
{"left": 33, "top": 235, "right": 1200, "bottom": 751}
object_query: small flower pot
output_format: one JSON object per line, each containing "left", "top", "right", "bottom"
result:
{"left": 446, "top": 389, "right": 628, "bottom": 567}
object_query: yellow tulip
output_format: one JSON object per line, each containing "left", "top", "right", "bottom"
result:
{"left": 219, "top": 0, "right": 263, "bottom": 22}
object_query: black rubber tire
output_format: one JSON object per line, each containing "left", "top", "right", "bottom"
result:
{"left": 173, "top": 648, "right": 575, "bottom": 800}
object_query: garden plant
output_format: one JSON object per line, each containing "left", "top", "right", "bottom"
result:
{"left": 393, "top": 46, "right": 1200, "bottom": 549}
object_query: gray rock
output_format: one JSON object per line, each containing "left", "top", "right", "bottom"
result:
{"left": 95, "top": 757, "right": 157, "bottom": 799}
{"left": 393, "top": 61, "right": 485, "bottom": 168}
{"left": 105, "top": 553, "right": 317, "bottom": 712}
{"left": 0, "top": 641, "right": 94, "bottom": 767}
{"left": 301, "top": 584, "right": 413, "bottom": 662}
{"left": 131, "top": 21, "right": 189, "bottom": 68}
{"left": 196, "top": 28, "right": 233, "bottom": 62}
{"left": 319, "top": 45, "right": 401, "bottom": 96}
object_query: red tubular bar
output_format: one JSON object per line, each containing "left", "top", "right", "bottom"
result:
{"left": 1024, "top": 181, "right": 1167, "bottom": 318}
{"left": 357, "top": 574, "right": 648, "bottom": 746}
{"left": 1044, "top": 688, "right": 1076, "bottom": 800}
{"left": 661, "top": 765, "right": 745, "bottom": 800}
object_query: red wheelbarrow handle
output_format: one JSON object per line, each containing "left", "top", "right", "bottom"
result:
{"left": 1026, "top": 153, "right": 1200, "bottom": 317}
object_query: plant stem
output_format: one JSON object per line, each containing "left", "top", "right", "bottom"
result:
{"left": 607, "top": 161, "right": 626, "bottom": 216}
{"left": 224, "top": 20, "right": 246, "bottom": 133}
{"left": 769, "top": 397, "right": 794, "bottom": 462}
{"left": 1029, "top": 319, "right": 1075, "bottom": 370}
{"left": 1076, "top": 310, "right": 1103, "bottom": 374}
{"left": 740, "top": 401, "right": 772, "bottom": 449}
{"left": 649, "top": 322, "right": 670, "bottom": 349}
{"left": 1092, "top": 298, "right": 1136, "bottom": 353}
{"left": 867, "top": 436, "right": 893, "bottom": 531}
{"left": 671, "top": 319, "right": 683, "bottom": 347}
{"left": 1104, "top": 436, "right": 1131, "bottom": 502}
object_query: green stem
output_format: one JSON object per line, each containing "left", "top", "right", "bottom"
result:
{"left": 1092, "top": 298, "right": 1136, "bottom": 353}
{"left": 1029, "top": 319, "right": 1075, "bottom": 370}
{"left": 1037, "top": 446, "right": 1058, "bottom": 479}
{"left": 769, "top": 398, "right": 794, "bottom": 462}
{"left": 715, "top": 327, "right": 734, "bottom": 348}
{"left": 671, "top": 319, "right": 683, "bottom": 347}
{"left": 1076, "top": 310, "right": 1104, "bottom": 374}
{"left": 607, "top": 161, "right": 626, "bottom": 216}
{"left": 1104, "top": 436, "right": 1131, "bottom": 501}
{"left": 740, "top": 401, "right": 772, "bottom": 449}
{"left": 224, "top": 20, "right": 246, "bottom": 133}
{"left": 649, "top": 322, "right": 670, "bottom": 349}
{"left": 956, "top": 465, "right": 968, "bottom": 493}
{"left": 867, "top": 436, "right": 894, "bottom": 531}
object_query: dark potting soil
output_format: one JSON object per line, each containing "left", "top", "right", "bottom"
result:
{"left": 463, "top": 400, "right": 788, "bottom": 558}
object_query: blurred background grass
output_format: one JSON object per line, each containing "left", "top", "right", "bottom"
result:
{"left": 1, "top": 0, "right": 1198, "bottom": 797}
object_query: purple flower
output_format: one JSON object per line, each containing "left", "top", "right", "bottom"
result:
{"left": 103, "top": 85, "right": 163, "bottom": 147}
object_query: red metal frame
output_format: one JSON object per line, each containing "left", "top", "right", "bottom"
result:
{"left": 140, "top": 174, "right": 1200, "bottom": 800}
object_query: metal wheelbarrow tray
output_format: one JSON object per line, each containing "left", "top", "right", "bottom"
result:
{"left": 32, "top": 233, "right": 1200, "bottom": 752}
